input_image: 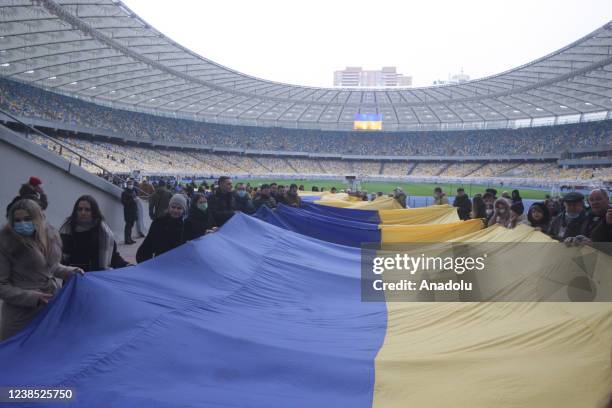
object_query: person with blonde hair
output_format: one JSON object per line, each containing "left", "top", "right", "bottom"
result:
{"left": 0, "top": 199, "right": 83, "bottom": 340}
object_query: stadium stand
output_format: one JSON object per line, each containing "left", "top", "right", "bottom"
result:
{"left": 1, "top": 78, "right": 611, "bottom": 159}
{"left": 9, "top": 130, "right": 609, "bottom": 184}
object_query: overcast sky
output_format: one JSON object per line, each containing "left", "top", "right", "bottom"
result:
{"left": 122, "top": 0, "right": 611, "bottom": 88}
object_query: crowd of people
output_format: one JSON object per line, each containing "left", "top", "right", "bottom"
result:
{"left": 1, "top": 173, "right": 611, "bottom": 341}
{"left": 446, "top": 186, "right": 612, "bottom": 243}
{"left": 2, "top": 78, "right": 611, "bottom": 157}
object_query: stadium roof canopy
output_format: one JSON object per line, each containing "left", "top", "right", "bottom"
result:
{"left": 0, "top": 0, "right": 611, "bottom": 131}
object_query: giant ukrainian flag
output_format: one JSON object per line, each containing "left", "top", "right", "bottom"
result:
{"left": 301, "top": 201, "right": 462, "bottom": 224}
{"left": 254, "top": 204, "right": 484, "bottom": 247}
{"left": 1, "top": 213, "right": 611, "bottom": 407}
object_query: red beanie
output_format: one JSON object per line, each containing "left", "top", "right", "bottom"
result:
{"left": 29, "top": 176, "right": 42, "bottom": 186}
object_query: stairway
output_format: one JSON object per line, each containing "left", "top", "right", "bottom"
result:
{"left": 464, "top": 162, "right": 488, "bottom": 177}
{"left": 407, "top": 162, "right": 418, "bottom": 175}
{"left": 252, "top": 156, "right": 272, "bottom": 172}
{"left": 436, "top": 162, "right": 453, "bottom": 176}
{"left": 315, "top": 160, "right": 327, "bottom": 174}
{"left": 283, "top": 158, "right": 299, "bottom": 173}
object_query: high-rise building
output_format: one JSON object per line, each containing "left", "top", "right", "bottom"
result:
{"left": 333, "top": 67, "right": 412, "bottom": 87}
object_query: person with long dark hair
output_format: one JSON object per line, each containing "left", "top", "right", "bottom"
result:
{"left": 526, "top": 202, "right": 552, "bottom": 232}
{"left": 470, "top": 195, "right": 487, "bottom": 220}
{"left": 511, "top": 189, "right": 524, "bottom": 216}
{"left": 60, "top": 195, "right": 129, "bottom": 272}
{"left": 0, "top": 199, "right": 83, "bottom": 340}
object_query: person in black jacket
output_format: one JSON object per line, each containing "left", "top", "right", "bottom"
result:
{"left": 184, "top": 193, "right": 217, "bottom": 241}
{"left": 482, "top": 192, "right": 496, "bottom": 224}
{"left": 270, "top": 183, "right": 279, "bottom": 203}
{"left": 121, "top": 179, "right": 138, "bottom": 244}
{"left": 511, "top": 189, "right": 525, "bottom": 216}
{"left": 453, "top": 188, "right": 472, "bottom": 220}
{"left": 208, "top": 176, "right": 237, "bottom": 227}
{"left": 585, "top": 189, "right": 611, "bottom": 242}
{"left": 6, "top": 176, "right": 48, "bottom": 217}
{"left": 591, "top": 208, "right": 612, "bottom": 242}
{"left": 276, "top": 185, "right": 289, "bottom": 205}
{"left": 60, "top": 195, "right": 129, "bottom": 272}
{"left": 548, "top": 192, "right": 589, "bottom": 242}
{"left": 285, "top": 184, "right": 302, "bottom": 208}
{"left": 470, "top": 195, "right": 487, "bottom": 220}
{"left": 253, "top": 184, "right": 277, "bottom": 211}
{"left": 136, "top": 194, "right": 187, "bottom": 263}
{"left": 234, "top": 183, "right": 255, "bottom": 214}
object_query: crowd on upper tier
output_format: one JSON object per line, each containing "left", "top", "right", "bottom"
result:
{"left": 1, "top": 78, "right": 611, "bottom": 156}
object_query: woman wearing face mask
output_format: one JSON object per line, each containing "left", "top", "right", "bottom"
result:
{"left": 136, "top": 194, "right": 188, "bottom": 263}
{"left": 488, "top": 198, "right": 512, "bottom": 228}
{"left": 184, "top": 193, "right": 218, "bottom": 241}
{"left": 60, "top": 195, "right": 129, "bottom": 272}
{"left": 0, "top": 199, "right": 83, "bottom": 340}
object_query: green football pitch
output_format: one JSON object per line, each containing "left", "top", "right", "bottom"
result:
{"left": 234, "top": 179, "right": 550, "bottom": 199}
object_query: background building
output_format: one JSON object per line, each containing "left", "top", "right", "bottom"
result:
{"left": 433, "top": 69, "right": 471, "bottom": 86}
{"left": 334, "top": 67, "right": 413, "bottom": 87}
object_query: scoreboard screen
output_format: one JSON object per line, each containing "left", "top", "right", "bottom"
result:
{"left": 354, "top": 113, "right": 383, "bottom": 130}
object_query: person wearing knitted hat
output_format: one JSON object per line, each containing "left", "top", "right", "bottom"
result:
{"left": 5, "top": 177, "right": 48, "bottom": 217}
{"left": 136, "top": 194, "right": 187, "bottom": 263}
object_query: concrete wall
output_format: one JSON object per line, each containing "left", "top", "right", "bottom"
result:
{"left": 0, "top": 126, "right": 155, "bottom": 330}
{"left": 0, "top": 125, "right": 126, "bottom": 237}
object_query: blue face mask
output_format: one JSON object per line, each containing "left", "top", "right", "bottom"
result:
{"left": 197, "top": 202, "right": 208, "bottom": 212}
{"left": 14, "top": 221, "right": 35, "bottom": 237}
{"left": 237, "top": 190, "right": 247, "bottom": 198}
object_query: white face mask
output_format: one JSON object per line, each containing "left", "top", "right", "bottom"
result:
{"left": 566, "top": 212, "right": 581, "bottom": 220}
{"left": 497, "top": 208, "right": 506, "bottom": 214}
{"left": 486, "top": 209, "right": 493, "bottom": 216}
